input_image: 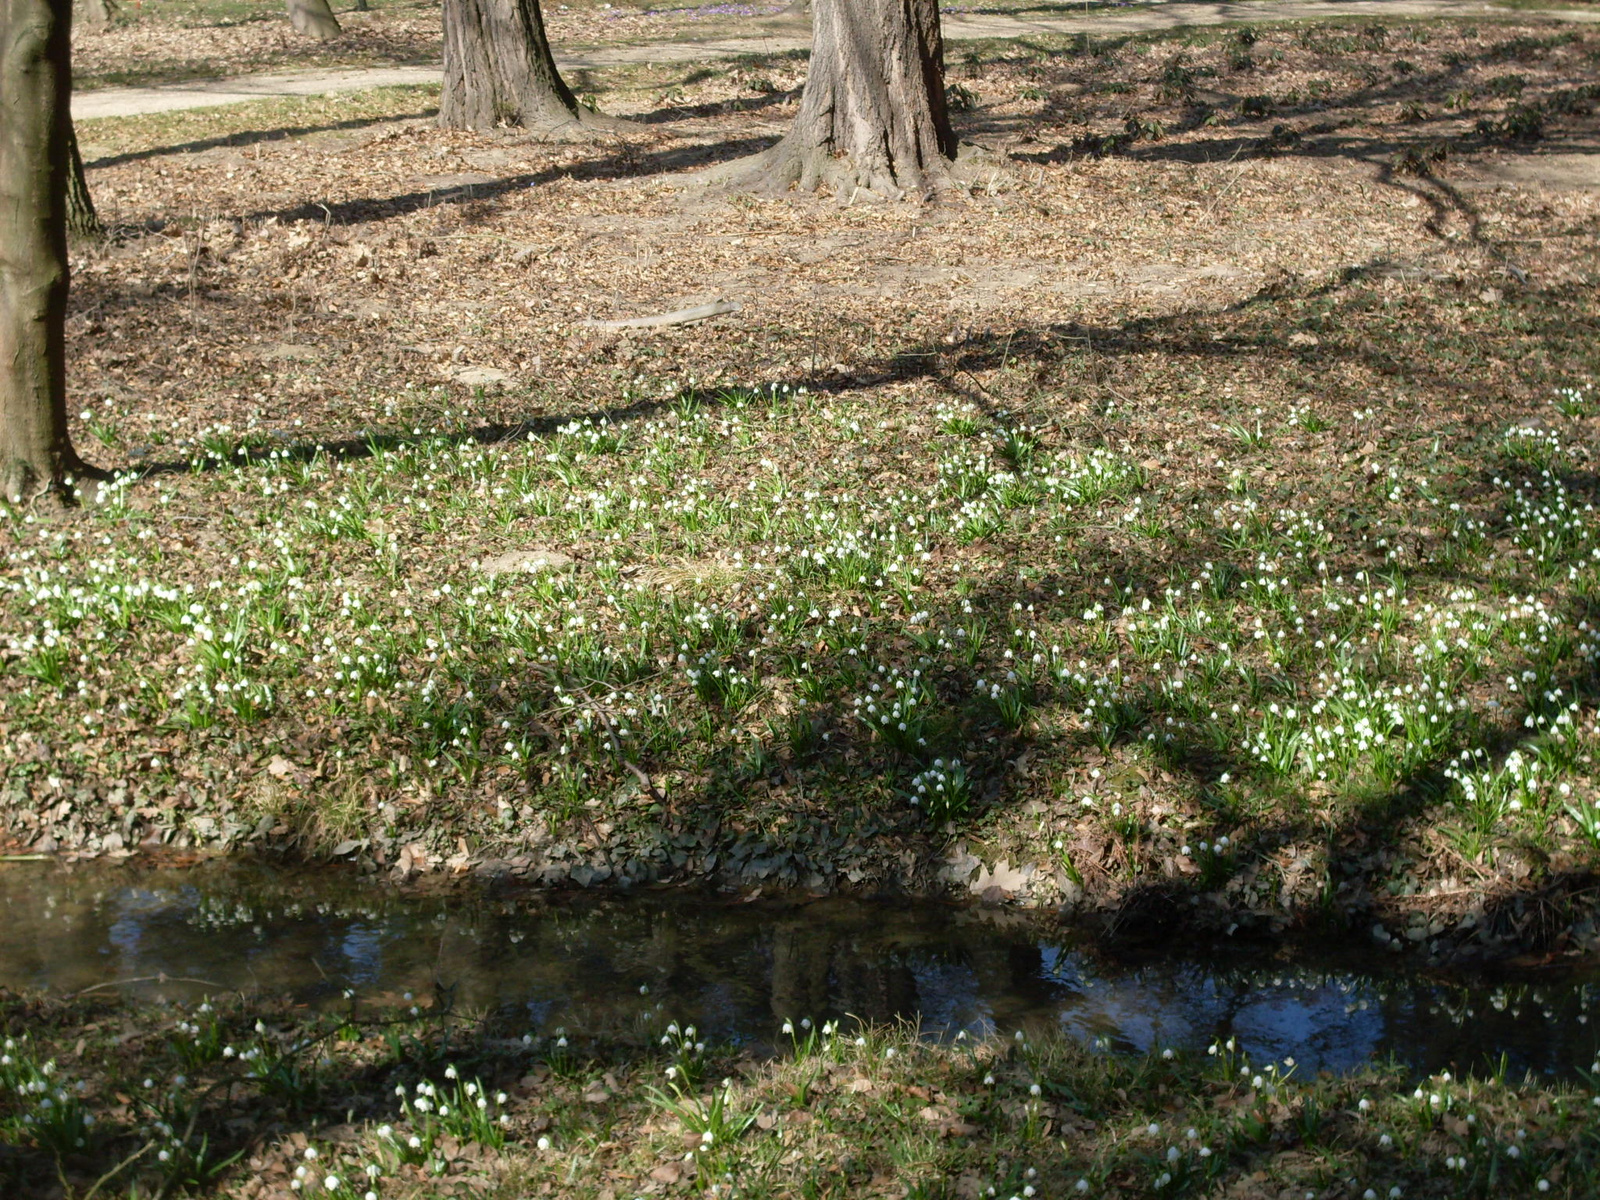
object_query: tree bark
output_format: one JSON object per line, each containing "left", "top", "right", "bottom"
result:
{"left": 731, "top": 0, "right": 956, "bottom": 197}
{"left": 65, "top": 119, "right": 100, "bottom": 239}
{"left": 1, "top": 0, "right": 93, "bottom": 503}
{"left": 440, "top": 0, "right": 620, "bottom": 133}
{"left": 286, "top": 0, "right": 341, "bottom": 40}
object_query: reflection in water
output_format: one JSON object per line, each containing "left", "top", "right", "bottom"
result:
{"left": 0, "top": 862, "right": 1595, "bottom": 1079}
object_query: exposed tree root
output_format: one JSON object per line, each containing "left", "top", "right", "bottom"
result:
{"left": 698, "top": 139, "right": 1001, "bottom": 203}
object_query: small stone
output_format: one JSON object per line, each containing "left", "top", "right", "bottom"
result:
{"left": 478, "top": 548, "right": 575, "bottom": 577}
{"left": 450, "top": 366, "right": 512, "bottom": 388}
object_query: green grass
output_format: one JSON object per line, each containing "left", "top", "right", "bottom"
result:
{"left": 76, "top": 85, "right": 442, "bottom": 160}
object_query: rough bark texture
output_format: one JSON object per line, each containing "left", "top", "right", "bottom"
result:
{"left": 65, "top": 119, "right": 100, "bottom": 239}
{"left": 286, "top": 0, "right": 341, "bottom": 40}
{"left": 440, "top": 0, "right": 616, "bottom": 132}
{"left": 740, "top": 0, "right": 956, "bottom": 197}
{"left": 0, "top": 0, "right": 89, "bottom": 502}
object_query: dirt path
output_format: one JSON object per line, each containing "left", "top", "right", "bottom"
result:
{"left": 72, "top": 0, "right": 1600, "bottom": 121}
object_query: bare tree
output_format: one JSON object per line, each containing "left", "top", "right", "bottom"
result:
{"left": 724, "top": 0, "right": 957, "bottom": 198}
{"left": 1, "top": 0, "right": 95, "bottom": 503}
{"left": 66, "top": 120, "right": 100, "bottom": 239}
{"left": 287, "top": 0, "right": 341, "bottom": 40}
{"left": 440, "top": 0, "right": 622, "bottom": 132}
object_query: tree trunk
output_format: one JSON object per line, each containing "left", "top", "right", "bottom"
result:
{"left": 1, "top": 0, "right": 92, "bottom": 503}
{"left": 65, "top": 119, "right": 100, "bottom": 239}
{"left": 733, "top": 0, "right": 956, "bottom": 197}
{"left": 76, "top": 0, "right": 115, "bottom": 29}
{"left": 440, "top": 0, "right": 619, "bottom": 133}
{"left": 286, "top": 0, "right": 341, "bottom": 40}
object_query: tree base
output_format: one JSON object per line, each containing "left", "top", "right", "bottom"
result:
{"left": 0, "top": 455, "right": 107, "bottom": 510}
{"left": 503, "top": 105, "right": 637, "bottom": 140}
{"left": 698, "top": 139, "right": 997, "bottom": 202}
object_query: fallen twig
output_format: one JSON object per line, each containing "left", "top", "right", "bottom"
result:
{"left": 71, "top": 974, "right": 228, "bottom": 997}
{"left": 582, "top": 299, "right": 740, "bottom": 330}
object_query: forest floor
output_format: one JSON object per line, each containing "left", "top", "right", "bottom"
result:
{"left": 69, "top": 0, "right": 1600, "bottom": 102}
{"left": 4, "top": 982, "right": 1600, "bottom": 1200}
{"left": 4, "top": 11, "right": 1599, "bottom": 966}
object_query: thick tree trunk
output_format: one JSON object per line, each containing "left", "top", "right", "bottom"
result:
{"left": 733, "top": 0, "right": 956, "bottom": 197}
{"left": 0, "top": 0, "right": 92, "bottom": 503}
{"left": 440, "top": 0, "right": 619, "bottom": 133}
{"left": 65, "top": 119, "right": 100, "bottom": 239}
{"left": 286, "top": 0, "right": 341, "bottom": 40}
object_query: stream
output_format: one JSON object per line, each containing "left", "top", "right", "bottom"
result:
{"left": 2, "top": 861, "right": 1594, "bottom": 1080}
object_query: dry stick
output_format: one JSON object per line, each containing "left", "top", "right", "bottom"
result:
{"left": 0, "top": 853, "right": 51, "bottom": 861}
{"left": 572, "top": 685, "right": 666, "bottom": 805}
{"left": 582, "top": 299, "right": 740, "bottom": 330}
{"left": 1203, "top": 149, "right": 1253, "bottom": 220}
{"left": 70, "top": 974, "right": 228, "bottom": 998}
{"left": 80, "top": 1140, "right": 157, "bottom": 1200}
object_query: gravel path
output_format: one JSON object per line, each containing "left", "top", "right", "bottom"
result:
{"left": 72, "top": 0, "right": 1600, "bottom": 121}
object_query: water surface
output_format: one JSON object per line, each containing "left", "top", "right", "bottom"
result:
{"left": 1, "top": 861, "right": 1593, "bottom": 1080}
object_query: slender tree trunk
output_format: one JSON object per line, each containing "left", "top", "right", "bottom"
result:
{"left": 440, "top": 0, "right": 621, "bottom": 132}
{"left": 730, "top": 0, "right": 957, "bottom": 197}
{"left": 65, "top": 119, "right": 100, "bottom": 239}
{"left": 286, "top": 0, "right": 341, "bottom": 40}
{"left": 1, "top": 0, "right": 93, "bottom": 503}
{"left": 76, "top": 0, "right": 114, "bottom": 28}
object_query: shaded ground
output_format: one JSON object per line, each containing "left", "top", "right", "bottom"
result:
{"left": 5, "top": 973, "right": 1597, "bottom": 1199}
{"left": 6, "top": 14, "right": 1599, "bottom": 968}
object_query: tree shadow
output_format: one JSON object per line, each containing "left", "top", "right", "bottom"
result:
{"left": 82, "top": 107, "right": 440, "bottom": 172}
{"left": 238, "top": 132, "right": 775, "bottom": 226}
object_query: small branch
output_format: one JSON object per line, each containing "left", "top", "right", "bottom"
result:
{"left": 569, "top": 684, "right": 667, "bottom": 806}
{"left": 82, "top": 1140, "right": 156, "bottom": 1200}
{"left": 70, "top": 974, "right": 227, "bottom": 998}
{"left": 582, "top": 299, "right": 740, "bottom": 330}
